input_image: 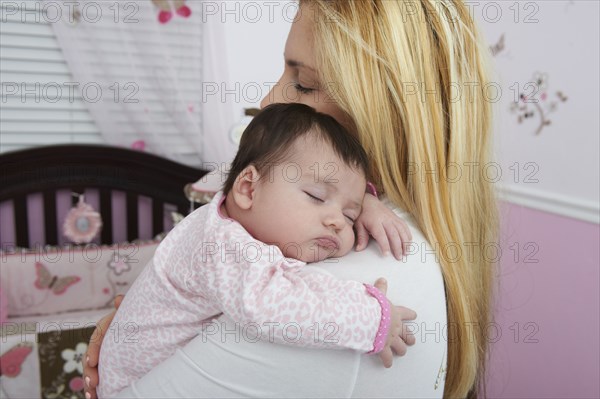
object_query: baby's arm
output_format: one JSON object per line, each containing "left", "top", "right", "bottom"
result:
{"left": 355, "top": 192, "right": 412, "bottom": 260}
{"left": 192, "top": 231, "right": 411, "bottom": 354}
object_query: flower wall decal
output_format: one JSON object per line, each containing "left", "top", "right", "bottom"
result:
{"left": 509, "top": 71, "right": 568, "bottom": 135}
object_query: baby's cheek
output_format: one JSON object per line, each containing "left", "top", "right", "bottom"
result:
{"left": 339, "top": 228, "right": 356, "bottom": 256}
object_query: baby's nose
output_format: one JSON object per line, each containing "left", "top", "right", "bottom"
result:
{"left": 324, "top": 210, "right": 345, "bottom": 230}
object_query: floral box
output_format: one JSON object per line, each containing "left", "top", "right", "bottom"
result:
{"left": 1, "top": 309, "right": 107, "bottom": 398}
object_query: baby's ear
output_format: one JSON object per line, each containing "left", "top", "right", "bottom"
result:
{"left": 230, "top": 165, "right": 260, "bottom": 210}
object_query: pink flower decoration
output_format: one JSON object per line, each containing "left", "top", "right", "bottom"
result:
{"left": 176, "top": 5, "right": 191, "bottom": 18}
{"left": 131, "top": 140, "right": 146, "bottom": 151}
{"left": 108, "top": 256, "right": 131, "bottom": 276}
{"left": 158, "top": 10, "right": 172, "bottom": 24}
{"left": 103, "top": 287, "right": 110, "bottom": 295}
{"left": 69, "top": 376, "right": 85, "bottom": 392}
{"left": 63, "top": 196, "right": 102, "bottom": 244}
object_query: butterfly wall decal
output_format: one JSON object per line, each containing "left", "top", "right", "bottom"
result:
{"left": 34, "top": 262, "right": 81, "bottom": 296}
{"left": 490, "top": 34, "right": 505, "bottom": 57}
{"left": 0, "top": 343, "right": 33, "bottom": 378}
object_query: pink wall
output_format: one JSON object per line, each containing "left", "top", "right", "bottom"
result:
{"left": 486, "top": 202, "right": 600, "bottom": 398}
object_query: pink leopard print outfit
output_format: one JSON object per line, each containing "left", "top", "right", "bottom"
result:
{"left": 98, "top": 192, "right": 390, "bottom": 397}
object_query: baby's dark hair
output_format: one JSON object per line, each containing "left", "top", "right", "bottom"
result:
{"left": 222, "top": 103, "right": 368, "bottom": 194}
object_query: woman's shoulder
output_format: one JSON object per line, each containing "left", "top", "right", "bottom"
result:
{"left": 309, "top": 196, "right": 445, "bottom": 308}
{"left": 117, "top": 197, "right": 448, "bottom": 398}
{"left": 305, "top": 197, "right": 448, "bottom": 396}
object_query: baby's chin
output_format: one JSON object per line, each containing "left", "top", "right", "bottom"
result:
{"left": 286, "top": 245, "right": 352, "bottom": 263}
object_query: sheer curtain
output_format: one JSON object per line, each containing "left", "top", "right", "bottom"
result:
{"left": 47, "top": 0, "right": 235, "bottom": 166}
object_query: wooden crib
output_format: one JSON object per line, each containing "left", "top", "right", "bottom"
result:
{"left": 0, "top": 144, "right": 208, "bottom": 398}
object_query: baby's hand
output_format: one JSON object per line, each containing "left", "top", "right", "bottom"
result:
{"left": 374, "top": 279, "right": 417, "bottom": 368}
{"left": 355, "top": 193, "right": 412, "bottom": 260}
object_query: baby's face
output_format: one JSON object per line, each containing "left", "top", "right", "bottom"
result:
{"left": 247, "top": 137, "right": 366, "bottom": 263}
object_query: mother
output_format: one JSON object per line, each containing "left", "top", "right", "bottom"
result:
{"left": 85, "top": 1, "right": 497, "bottom": 397}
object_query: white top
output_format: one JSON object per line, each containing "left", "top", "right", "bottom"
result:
{"left": 115, "top": 198, "right": 447, "bottom": 398}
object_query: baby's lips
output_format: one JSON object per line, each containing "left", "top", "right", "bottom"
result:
{"left": 315, "top": 236, "right": 340, "bottom": 250}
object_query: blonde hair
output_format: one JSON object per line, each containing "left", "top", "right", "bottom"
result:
{"left": 306, "top": 1, "right": 499, "bottom": 397}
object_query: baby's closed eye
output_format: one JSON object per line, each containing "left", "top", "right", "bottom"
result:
{"left": 304, "top": 191, "right": 324, "bottom": 203}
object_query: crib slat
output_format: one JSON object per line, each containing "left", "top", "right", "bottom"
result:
{"left": 152, "top": 200, "right": 164, "bottom": 237}
{"left": 100, "top": 188, "right": 113, "bottom": 244}
{"left": 126, "top": 192, "right": 138, "bottom": 242}
{"left": 43, "top": 190, "right": 58, "bottom": 245}
{"left": 72, "top": 188, "right": 84, "bottom": 206}
{"left": 177, "top": 203, "right": 188, "bottom": 217}
{"left": 14, "top": 196, "right": 29, "bottom": 248}
{"left": 1, "top": 145, "right": 209, "bottom": 248}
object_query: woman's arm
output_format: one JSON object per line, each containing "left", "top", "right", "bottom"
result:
{"left": 84, "top": 295, "right": 123, "bottom": 399}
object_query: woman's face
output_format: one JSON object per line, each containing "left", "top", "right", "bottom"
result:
{"left": 260, "top": 4, "right": 350, "bottom": 129}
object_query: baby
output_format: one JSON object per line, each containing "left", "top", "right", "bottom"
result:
{"left": 98, "top": 103, "right": 412, "bottom": 397}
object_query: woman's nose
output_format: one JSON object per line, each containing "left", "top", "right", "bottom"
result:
{"left": 260, "top": 84, "right": 281, "bottom": 109}
{"left": 259, "top": 89, "right": 272, "bottom": 109}
{"left": 260, "top": 75, "right": 287, "bottom": 109}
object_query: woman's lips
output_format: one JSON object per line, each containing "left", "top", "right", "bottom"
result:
{"left": 315, "top": 237, "right": 340, "bottom": 250}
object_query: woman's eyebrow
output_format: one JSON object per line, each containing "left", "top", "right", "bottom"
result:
{"left": 285, "top": 58, "right": 316, "bottom": 72}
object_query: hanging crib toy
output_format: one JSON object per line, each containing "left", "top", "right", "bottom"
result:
{"left": 151, "top": 0, "right": 192, "bottom": 24}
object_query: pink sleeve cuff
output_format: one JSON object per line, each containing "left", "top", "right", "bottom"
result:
{"left": 364, "top": 283, "right": 391, "bottom": 354}
{"left": 366, "top": 182, "right": 378, "bottom": 198}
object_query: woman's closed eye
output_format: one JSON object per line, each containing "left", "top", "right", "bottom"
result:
{"left": 294, "top": 83, "right": 314, "bottom": 94}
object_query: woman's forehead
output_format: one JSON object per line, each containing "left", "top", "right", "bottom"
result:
{"left": 284, "top": 4, "right": 316, "bottom": 70}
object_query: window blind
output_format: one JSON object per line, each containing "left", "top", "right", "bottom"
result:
{"left": 1, "top": 0, "right": 203, "bottom": 166}
{"left": 1, "top": 0, "right": 103, "bottom": 153}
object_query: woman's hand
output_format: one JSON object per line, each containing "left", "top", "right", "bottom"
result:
{"left": 355, "top": 193, "right": 412, "bottom": 260}
{"left": 374, "top": 278, "right": 416, "bottom": 368}
{"left": 84, "top": 295, "right": 124, "bottom": 399}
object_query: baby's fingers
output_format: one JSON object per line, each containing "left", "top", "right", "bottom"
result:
{"left": 400, "top": 325, "right": 416, "bottom": 346}
{"left": 397, "top": 222, "right": 412, "bottom": 257}
{"left": 354, "top": 221, "right": 370, "bottom": 252}
{"left": 378, "top": 347, "right": 394, "bottom": 368}
{"left": 399, "top": 318, "right": 417, "bottom": 346}
{"left": 373, "top": 278, "right": 388, "bottom": 295}
{"left": 398, "top": 305, "right": 417, "bottom": 321}
{"left": 391, "top": 336, "right": 408, "bottom": 356}
{"left": 370, "top": 224, "right": 391, "bottom": 257}
{"left": 383, "top": 222, "right": 404, "bottom": 260}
